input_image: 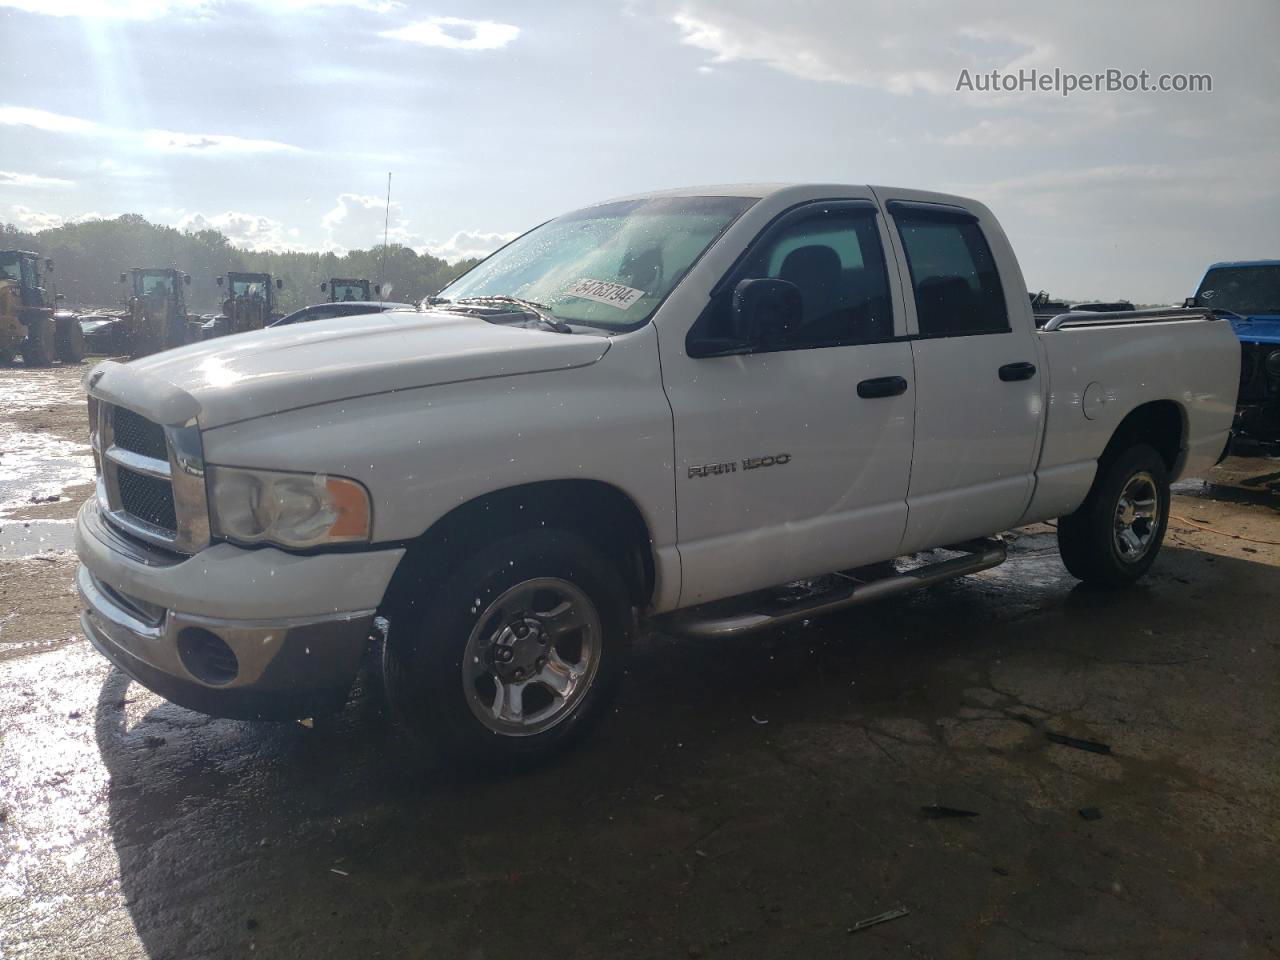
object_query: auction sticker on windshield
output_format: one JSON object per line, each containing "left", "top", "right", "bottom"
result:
{"left": 565, "top": 278, "right": 645, "bottom": 309}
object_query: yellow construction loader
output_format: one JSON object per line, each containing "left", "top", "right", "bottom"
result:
{"left": 0, "top": 250, "right": 84, "bottom": 366}
{"left": 119, "top": 267, "right": 192, "bottom": 358}
{"left": 208, "top": 271, "right": 283, "bottom": 339}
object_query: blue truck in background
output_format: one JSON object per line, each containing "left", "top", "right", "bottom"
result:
{"left": 1188, "top": 260, "right": 1280, "bottom": 446}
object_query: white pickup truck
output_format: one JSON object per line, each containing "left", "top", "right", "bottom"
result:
{"left": 75, "top": 184, "right": 1238, "bottom": 766}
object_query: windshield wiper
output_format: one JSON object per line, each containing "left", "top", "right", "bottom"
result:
{"left": 454, "top": 296, "right": 573, "bottom": 333}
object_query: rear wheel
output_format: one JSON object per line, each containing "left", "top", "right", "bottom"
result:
{"left": 21, "top": 318, "right": 54, "bottom": 367}
{"left": 55, "top": 316, "right": 85, "bottom": 363}
{"left": 383, "top": 529, "right": 631, "bottom": 768}
{"left": 1057, "top": 444, "right": 1170, "bottom": 586}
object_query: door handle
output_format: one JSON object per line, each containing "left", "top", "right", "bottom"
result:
{"left": 998, "top": 362, "right": 1037, "bottom": 382}
{"left": 857, "top": 375, "right": 909, "bottom": 399}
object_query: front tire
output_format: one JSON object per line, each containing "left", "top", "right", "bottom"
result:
{"left": 21, "top": 318, "right": 54, "bottom": 367}
{"left": 384, "top": 529, "right": 631, "bottom": 769}
{"left": 56, "top": 316, "right": 85, "bottom": 363}
{"left": 1057, "top": 444, "right": 1170, "bottom": 586}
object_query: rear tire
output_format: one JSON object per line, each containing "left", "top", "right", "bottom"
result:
{"left": 1057, "top": 444, "right": 1170, "bottom": 587}
{"left": 21, "top": 318, "right": 54, "bottom": 367}
{"left": 383, "top": 529, "right": 631, "bottom": 769}
{"left": 56, "top": 316, "right": 85, "bottom": 363}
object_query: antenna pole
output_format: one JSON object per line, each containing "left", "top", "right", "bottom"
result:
{"left": 379, "top": 171, "right": 391, "bottom": 304}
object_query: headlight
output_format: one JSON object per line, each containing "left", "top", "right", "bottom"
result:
{"left": 207, "top": 466, "right": 372, "bottom": 549}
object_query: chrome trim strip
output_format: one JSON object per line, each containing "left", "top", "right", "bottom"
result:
{"left": 1041, "top": 307, "right": 1214, "bottom": 332}
{"left": 77, "top": 564, "right": 164, "bottom": 642}
{"left": 104, "top": 445, "right": 171, "bottom": 479}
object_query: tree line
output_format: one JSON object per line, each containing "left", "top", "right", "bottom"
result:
{"left": 0, "top": 214, "right": 480, "bottom": 314}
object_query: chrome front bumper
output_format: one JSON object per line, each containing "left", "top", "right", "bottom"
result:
{"left": 75, "top": 498, "right": 403, "bottom": 720}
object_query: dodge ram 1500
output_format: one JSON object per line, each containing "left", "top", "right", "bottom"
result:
{"left": 75, "top": 184, "right": 1239, "bottom": 766}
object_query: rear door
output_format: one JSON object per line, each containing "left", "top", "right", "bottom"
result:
{"left": 659, "top": 198, "right": 916, "bottom": 606}
{"left": 881, "top": 197, "right": 1043, "bottom": 551}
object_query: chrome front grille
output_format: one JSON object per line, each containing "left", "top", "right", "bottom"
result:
{"left": 112, "top": 406, "right": 168, "bottom": 460}
{"left": 89, "top": 398, "right": 210, "bottom": 555}
{"left": 117, "top": 468, "right": 178, "bottom": 531}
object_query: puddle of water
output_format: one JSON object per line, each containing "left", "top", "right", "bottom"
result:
{"left": 0, "top": 519, "right": 77, "bottom": 558}
{"left": 0, "top": 372, "right": 95, "bottom": 520}
{"left": 0, "top": 432, "right": 94, "bottom": 520}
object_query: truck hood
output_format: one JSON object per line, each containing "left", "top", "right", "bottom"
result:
{"left": 1229, "top": 314, "right": 1280, "bottom": 345}
{"left": 87, "top": 309, "right": 612, "bottom": 429}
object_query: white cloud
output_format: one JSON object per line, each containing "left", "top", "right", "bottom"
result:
{"left": 383, "top": 16, "right": 519, "bottom": 51}
{"left": 1, "top": 104, "right": 302, "bottom": 155}
{"left": 0, "top": 0, "right": 398, "bottom": 19}
{"left": 420, "top": 230, "right": 516, "bottom": 262}
{"left": 141, "top": 130, "right": 300, "bottom": 154}
{"left": 0, "top": 105, "right": 102, "bottom": 134}
{"left": 321, "top": 192, "right": 415, "bottom": 253}
{"left": 177, "top": 211, "right": 297, "bottom": 251}
{"left": 0, "top": 170, "right": 74, "bottom": 189}
{"left": 4, "top": 206, "right": 106, "bottom": 230}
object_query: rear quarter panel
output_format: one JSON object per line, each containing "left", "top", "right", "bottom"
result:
{"left": 1024, "top": 319, "right": 1238, "bottom": 522}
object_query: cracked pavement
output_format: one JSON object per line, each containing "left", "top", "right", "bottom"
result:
{"left": 1, "top": 363, "right": 1278, "bottom": 959}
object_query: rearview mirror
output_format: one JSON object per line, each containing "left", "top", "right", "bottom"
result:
{"left": 45, "top": 259, "right": 54, "bottom": 272}
{"left": 119, "top": 273, "right": 127, "bottom": 283}
{"left": 733, "top": 277, "right": 801, "bottom": 344}
{"left": 320, "top": 282, "right": 327, "bottom": 292}
{"left": 276, "top": 278, "right": 283, "bottom": 289}
{"left": 183, "top": 274, "right": 191, "bottom": 285}
{"left": 374, "top": 283, "right": 382, "bottom": 295}
{"left": 216, "top": 276, "right": 224, "bottom": 287}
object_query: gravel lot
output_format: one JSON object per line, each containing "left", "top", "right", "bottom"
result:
{"left": 1, "top": 362, "right": 1277, "bottom": 959}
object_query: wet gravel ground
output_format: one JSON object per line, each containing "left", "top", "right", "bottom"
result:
{"left": 1, "top": 363, "right": 1278, "bottom": 959}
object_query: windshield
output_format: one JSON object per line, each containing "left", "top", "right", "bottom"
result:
{"left": 1195, "top": 265, "right": 1280, "bottom": 315}
{"left": 438, "top": 196, "right": 754, "bottom": 329}
{"left": 140, "top": 273, "right": 174, "bottom": 296}
{"left": 231, "top": 278, "right": 267, "bottom": 297}
{"left": 332, "top": 282, "right": 368, "bottom": 301}
{"left": 0, "top": 258, "right": 19, "bottom": 283}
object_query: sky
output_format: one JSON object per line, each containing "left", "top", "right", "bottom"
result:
{"left": 0, "top": 0, "right": 1277, "bottom": 301}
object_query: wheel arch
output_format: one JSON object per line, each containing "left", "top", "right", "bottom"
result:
{"left": 380, "top": 479, "right": 657, "bottom": 621}
{"left": 1100, "top": 399, "right": 1187, "bottom": 475}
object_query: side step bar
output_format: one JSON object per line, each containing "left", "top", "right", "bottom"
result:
{"left": 656, "top": 538, "right": 1007, "bottom": 640}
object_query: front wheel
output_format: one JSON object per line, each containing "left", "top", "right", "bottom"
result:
{"left": 21, "top": 318, "right": 54, "bottom": 367}
{"left": 383, "top": 529, "right": 631, "bottom": 768}
{"left": 1057, "top": 444, "right": 1170, "bottom": 586}
{"left": 56, "top": 316, "right": 85, "bottom": 363}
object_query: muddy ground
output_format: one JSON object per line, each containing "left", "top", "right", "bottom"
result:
{"left": 0, "top": 363, "right": 1277, "bottom": 959}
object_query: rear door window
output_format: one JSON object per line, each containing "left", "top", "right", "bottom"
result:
{"left": 892, "top": 207, "right": 1008, "bottom": 337}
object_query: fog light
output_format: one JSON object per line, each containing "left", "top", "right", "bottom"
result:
{"left": 177, "top": 627, "right": 239, "bottom": 686}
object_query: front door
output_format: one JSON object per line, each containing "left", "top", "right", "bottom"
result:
{"left": 660, "top": 199, "right": 916, "bottom": 607}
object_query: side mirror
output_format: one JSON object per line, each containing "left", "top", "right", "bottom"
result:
{"left": 1182, "top": 297, "right": 1196, "bottom": 308}
{"left": 276, "top": 278, "right": 283, "bottom": 290}
{"left": 119, "top": 273, "right": 127, "bottom": 283}
{"left": 733, "top": 277, "right": 801, "bottom": 344}
{"left": 320, "top": 282, "right": 327, "bottom": 292}
{"left": 183, "top": 274, "right": 191, "bottom": 285}
{"left": 55, "top": 294, "right": 65, "bottom": 301}
{"left": 374, "top": 283, "right": 382, "bottom": 295}
{"left": 216, "top": 276, "right": 224, "bottom": 287}
{"left": 45, "top": 259, "right": 54, "bottom": 272}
